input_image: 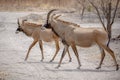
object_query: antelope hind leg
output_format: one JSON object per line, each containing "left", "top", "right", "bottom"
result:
{"left": 96, "top": 46, "right": 105, "bottom": 69}
{"left": 98, "top": 42, "right": 119, "bottom": 71}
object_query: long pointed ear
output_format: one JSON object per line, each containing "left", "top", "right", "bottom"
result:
{"left": 51, "top": 14, "right": 56, "bottom": 20}
{"left": 17, "top": 19, "right": 20, "bottom": 27}
{"left": 22, "top": 19, "right": 27, "bottom": 24}
{"left": 54, "top": 14, "right": 62, "bottom": 19}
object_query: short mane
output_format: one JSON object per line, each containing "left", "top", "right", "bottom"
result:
{"left": 56, "top": 18, "right": 80, "bottom": 27}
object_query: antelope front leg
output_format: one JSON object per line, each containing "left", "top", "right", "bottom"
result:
{"left": 71, "top": 45, "right": 81, "bottom": 69}
{"left": 56, "top": 45, "right": 68, "bottom": 69}
{"left": 25, "top": 40, "right": 38, "bottom": 61}
{"left": 67, "top": 48, "right": 72, "bottom": 62}
{"left": 50, "top": 40, "right": 60, "bottom": 62}
{"left": 39, "top": 40, "right": 44, "bottom": 61}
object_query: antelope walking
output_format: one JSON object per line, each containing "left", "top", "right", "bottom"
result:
{"left": 42, "top": 9, "right": 119, "bottom": 70}
{"left": 16, "top": 16, "right": 72, "bottom": 62}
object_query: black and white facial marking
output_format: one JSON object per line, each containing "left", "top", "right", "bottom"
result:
{"left": 16, "top": 27, "right": 23, "bottom": 32}
{"left": 16, "top": 27, "right": 24, "bottom": 34}
{"left": 15, "top": 20, "right": 23, "bottom": 34}
{"left": 43, "top": 23, "right": 52, "bottom": 29}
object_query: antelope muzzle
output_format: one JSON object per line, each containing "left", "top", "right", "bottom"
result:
{"left": 15, "top": 27, "right": 23, "bottom": 34}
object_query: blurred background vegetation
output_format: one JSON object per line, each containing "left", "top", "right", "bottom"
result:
{"left": 0, "top": 0, "right": 119, "bottom": 15}
{"left": 0, "top": 0, "right": 119, "bottom": 40}
{"left": 0, "top": 0, "right": 77, "bottom": 11}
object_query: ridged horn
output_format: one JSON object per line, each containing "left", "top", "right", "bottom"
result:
{"left": 17, "top": 19, "right": 20, "bottom": 27}
{"left": 46, "top": 9, "right": 58, "bottom": 24}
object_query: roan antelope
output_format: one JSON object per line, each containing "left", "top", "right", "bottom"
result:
{"left": 42, "top": 9, "right": 119, "bottom": 70}
{"left": 15, "top": 17, "right": 72, "bottom": 62}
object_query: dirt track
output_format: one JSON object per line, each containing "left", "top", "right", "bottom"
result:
{"left": 0, "top": 12, "right": 120, "bottom": 80}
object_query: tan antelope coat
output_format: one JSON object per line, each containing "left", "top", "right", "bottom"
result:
{"left": 43, "top": 10, "right": 119, "bottom": 70}
{"left": 16, "top": 17, "right": 72, "bottom": 62}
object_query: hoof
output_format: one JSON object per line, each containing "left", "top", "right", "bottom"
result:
{"left": 69, "top": 58, "right": 72, "bottom": 62}
{"left": 77, "top": 66, "right": 81, "bottom": 69}
{"left": 49, "top": 60, "right": 53, "bottom": 62}
{"left": 96, "top": 66, "right": 101, "bottom": 69}
{"left": 24, "top": 58, "right": 27, "bottom": 61}
{"left": 116, "top": 64, "right": 119, "bottom": 71}
{"left": 41, "top": 59, "right": 43, "bottom": 62}
{"left": 55, "top": 65, "right": 60, "bottom": 69}
{"left": 77, "top": 67, "right": 80, "bottom": 69}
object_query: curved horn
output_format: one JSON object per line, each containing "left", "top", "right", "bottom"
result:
{"left": 46, "top": 9, "right": 58, "bottom": 24}
{"left": 17, "top": 19, "right": 27, "bottom": 26}
{"left": 17, "top": 19, "right": 20, "bottom": 27}
{"left": 22, "top": 19, "right": 27, "bottom": 24}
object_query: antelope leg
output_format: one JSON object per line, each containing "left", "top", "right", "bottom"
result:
{"left": 67, "top": 48, "right": 72, "bottom": 62}
{"left": 96, "top": 46, "right": 105, "bottom": 69}
{"left": 71, "top": 45, "right": 81, "bottom": 69}
{"left": 25, "top": 40, "right": 37, "bottom": 61}
{"left": 97, "top": 42, "right": 119, "bottom": 71}
{"left": 39, "top": 40, "right": 44, "bottom": 61}
{"left": 50, "top": 40, "right": 60, "bottom": 62}
{"left": 56, "top": 45, "right": 68, "bottom": 68}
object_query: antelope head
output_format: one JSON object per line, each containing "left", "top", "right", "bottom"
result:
{"left": 15, "top": 19, "right": 27, "bottom": 34}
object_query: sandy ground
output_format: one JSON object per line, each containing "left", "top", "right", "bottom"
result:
{"left": 0, "top": 12, "right": 120, "bottom": 80}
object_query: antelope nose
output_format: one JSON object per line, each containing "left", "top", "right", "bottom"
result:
{"left": 41, "top": 27, "right": 46, "bottom": 30}
{"left": 15, "top": 30, "right": 19, "bottom": 34}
